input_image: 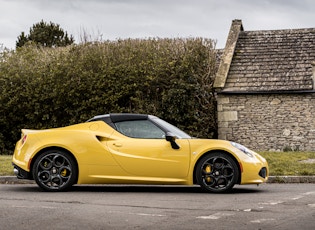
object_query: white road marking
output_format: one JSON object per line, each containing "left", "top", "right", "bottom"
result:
{"left": 133, "top": 213, "right": 166, "bottom": 217}
{"left": 196, "top": 212, "right": 234, "bottom": 220}
{"left": 258, "top": 190, "right": 314, "bottom": 207}
{"left": 251, "top": 218, "right": 275, "bottom": 223}
{"left": 303, "top": 191, "right": 315, "bottom": 195}
{"left": 251, "top": 191, "right": 315, "bottom": 224}
{"left": 259, "top": 201, "right": 283, "bottom": 205}
{"left": 12, "top": 205, "right": 57, "bottom": 209}
{"left": 292, "top": 195, "right": 304, "bottom": 200}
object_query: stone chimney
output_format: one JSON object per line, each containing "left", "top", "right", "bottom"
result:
{"left": 313, "top": 62, "right": 315, "bottom": 89}
{"left": 213, "top": 19, "right": 243, "bottom": 89}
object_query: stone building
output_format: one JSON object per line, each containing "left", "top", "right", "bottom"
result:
{"left": 213, "top": 19, "right": 315, "bottom": 151}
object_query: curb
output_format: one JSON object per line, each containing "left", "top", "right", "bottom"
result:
{"left": 0, "top": 176, "right": 35, "bottom": 184}
{"left": 266, "top": 176, "right": 315, "bottom": 183}
{"left": 1, "top": 176, "right": 315, "bottom": 184}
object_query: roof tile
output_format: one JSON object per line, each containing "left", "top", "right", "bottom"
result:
{"left": 224, "top": 28, "right": 315, "bottom": 92}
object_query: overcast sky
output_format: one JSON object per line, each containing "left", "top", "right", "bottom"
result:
{"left": 1, "top": 0, "right": 314, "bottom": 49}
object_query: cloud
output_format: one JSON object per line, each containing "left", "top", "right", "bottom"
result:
{"left": 1, "top": 0, "right": 314, "bottom": 49}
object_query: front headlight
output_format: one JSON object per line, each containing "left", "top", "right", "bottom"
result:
{"left": 231, "top": 142, "right": 253, "bottom": 157}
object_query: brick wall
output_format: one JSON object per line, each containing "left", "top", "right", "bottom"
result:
{"left": 217, "top": 93, "right": 315, "bottom": 151}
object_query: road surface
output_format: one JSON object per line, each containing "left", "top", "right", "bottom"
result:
{"left": 0, "top": 183, "right": 314, "bottom": 229}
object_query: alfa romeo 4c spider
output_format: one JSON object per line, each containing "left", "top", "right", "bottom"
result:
{"left": 13, "top": 113, "right": 268, "bottom": 192}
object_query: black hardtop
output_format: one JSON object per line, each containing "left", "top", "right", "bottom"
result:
{"left": 109, "top": 113, "right": 148, "bottom": 122}
{"left": 87, "top": 113, "right": 149, "bottom": 124}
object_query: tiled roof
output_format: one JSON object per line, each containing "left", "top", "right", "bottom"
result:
{"left": 223, "top": 28, "right": 315, "bottom": 92}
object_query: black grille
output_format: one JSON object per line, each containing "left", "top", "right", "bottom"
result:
{"left": 259, "top": 167, "right": 267, "bottom": 178}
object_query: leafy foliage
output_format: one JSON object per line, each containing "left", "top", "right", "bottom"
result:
{"left": 16, "top": 20, "right": 74, "bottom": 48}
{"left": 0, "top": 38, "right": 218, "bottom": 154}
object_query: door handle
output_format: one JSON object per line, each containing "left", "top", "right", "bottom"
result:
{"left": 113, "top": 143, "right": 122, "bottom": 147}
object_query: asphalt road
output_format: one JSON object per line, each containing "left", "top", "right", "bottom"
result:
{"left": 0, "top": 184, "right": 314, "bottom": 230}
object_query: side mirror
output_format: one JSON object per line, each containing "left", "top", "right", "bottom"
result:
{"left": 165, "top": 132, "right": 180, "bottom": 149}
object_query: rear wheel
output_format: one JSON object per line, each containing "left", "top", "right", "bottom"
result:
{"left": 32, "top": 150, "right": 77, "bottom": 192}
{"left": 196, "top": 152, "right": 239, "bottom": 193}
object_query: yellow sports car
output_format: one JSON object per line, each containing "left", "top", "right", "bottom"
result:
{"left": 12, "top": 113, "right": 268, "bottom": 192}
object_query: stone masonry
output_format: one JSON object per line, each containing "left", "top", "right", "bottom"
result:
{"left": 214, "top": 20, "right": 315, "bottom": 151}
{"left": 217, "top": 93, "right": 315, "bottom": 151}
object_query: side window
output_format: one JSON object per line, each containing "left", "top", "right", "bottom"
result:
{"left": 115, "top": 120, "right": 165, "bottom": 139}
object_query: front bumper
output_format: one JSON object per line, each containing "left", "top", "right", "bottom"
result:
{"left": 240, "top": 162, "right": 269, "bottom": 184}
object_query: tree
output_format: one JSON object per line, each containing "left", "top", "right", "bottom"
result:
{"left": 16, "top": 20, "right": 74, "bottom": 48}
{"left": 16, "top": 32, "right": 28, "bottom": 48}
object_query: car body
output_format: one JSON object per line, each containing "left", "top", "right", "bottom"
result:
{"left": 12, "top": 113, "right": 268, "bottom": 192}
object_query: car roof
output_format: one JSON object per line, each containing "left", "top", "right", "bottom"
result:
{"left": 87, "top": 113, "right": 150, "bottom": 124}
{"left": 109, "top": 113, "right": 148, "bottom": 122}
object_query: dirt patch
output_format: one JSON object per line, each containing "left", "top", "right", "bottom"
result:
{"left": 299, "top": 159, "right": 315, "bottom": 164}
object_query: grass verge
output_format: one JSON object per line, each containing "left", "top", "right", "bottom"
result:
{"left": 0, "top": 155, "right": 14, "bottom": 176}
{"left": 1, "top": 152, "right": 315, "bottom": 176}
{"left": 259, "top": 152, "right": 315, "bottom": 176}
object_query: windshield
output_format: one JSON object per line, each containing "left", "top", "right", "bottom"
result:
{"left": 151, "top": 117, "right": 191, "bottom": 139}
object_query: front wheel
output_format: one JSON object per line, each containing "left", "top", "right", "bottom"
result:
{"left": 32, "top": 150, "right": 77, "bottom": 192}
{"left": 196, "top": 152, "right": 239, "bottom": 193}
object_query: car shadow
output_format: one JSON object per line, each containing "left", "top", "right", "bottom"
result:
{"left": 6, "top": 184, "right": 266, "bottom": 194}
{"left": 70, "top": 184, "right": 265, "bottom": 194}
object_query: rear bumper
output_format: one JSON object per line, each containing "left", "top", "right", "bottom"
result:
{"left": 12, "top": 163, "right": 33, "bottom": 180}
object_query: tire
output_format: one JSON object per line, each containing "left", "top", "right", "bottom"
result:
{"left": 32, "top": 149, "right": 77, "bottom": 192}
{"left": 196, "top": 152, "right": 239, "bottom": 193}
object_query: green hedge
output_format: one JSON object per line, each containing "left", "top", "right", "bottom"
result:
{"left": 0, "top": 38, "right": 218, "bottom": 154}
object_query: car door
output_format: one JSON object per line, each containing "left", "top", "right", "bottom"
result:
{"left": 107, "top": 119, "right": 191, "bottom": 179}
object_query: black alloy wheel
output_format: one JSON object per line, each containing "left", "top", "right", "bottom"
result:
{"left": 32, "top": 150, "right": 77, "bottom": 192}
{"left": 196, "top": 152, "right": 239, "bottom": 193}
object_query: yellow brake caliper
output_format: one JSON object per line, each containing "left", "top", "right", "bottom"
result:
{"left": 205, "top": 165, "right": 212, "bottom": 183}
{"left": 61, "top": 169, "right": 67, "bottom": 177}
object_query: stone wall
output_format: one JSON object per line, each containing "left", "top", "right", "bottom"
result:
{"left": 217, "top": 93, "right": 315, "bottom": 151}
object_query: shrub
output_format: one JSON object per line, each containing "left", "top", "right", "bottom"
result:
{"left": 0, "top": 38, "right": 218, "bottom": 154}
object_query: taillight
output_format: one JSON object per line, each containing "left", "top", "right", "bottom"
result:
{"left": 21, "top": 135, "right": 27, "bottom": 145}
